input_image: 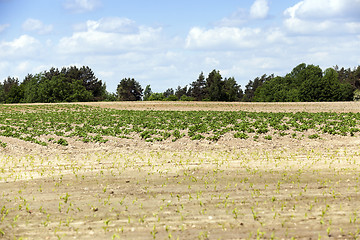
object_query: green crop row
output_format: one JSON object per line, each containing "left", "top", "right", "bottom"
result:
{"left": 0, "top": 104, "right": 360, "bottom": 146}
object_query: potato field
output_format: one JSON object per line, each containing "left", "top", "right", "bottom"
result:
{"left": 1, "top": 102, "right": 360, "bottom": 239}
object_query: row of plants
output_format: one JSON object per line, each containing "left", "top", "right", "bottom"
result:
{"left": 0, "top": 104, "right": 360, "bottom": 146}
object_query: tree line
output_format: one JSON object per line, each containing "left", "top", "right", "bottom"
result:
{"left": 117, "top": 64, "right": 360, "bottom": 102}
{"left": 1, "top": 63, "right": 360, "bottom": 103}
{"left": 0, "top": 66, "right": 109, "bottom": 103}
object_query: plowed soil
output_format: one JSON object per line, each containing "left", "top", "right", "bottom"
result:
{"left": 1, "top": 102, "right": 360, "bottom": 239}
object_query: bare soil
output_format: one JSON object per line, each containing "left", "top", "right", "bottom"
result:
{"left": 81, "top": 101, "right": 360, "bottom": 112}
{"left": 1, "top": 102, "right": 360, "bottom": 239}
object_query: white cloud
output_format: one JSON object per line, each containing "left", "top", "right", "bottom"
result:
{"left": 185, "top": 26, "right": 291, "bottom": 51}
{"left": 86, "top": 17, "right": 138, "bottom": 33}
{"left": 346, "top": 22, "right": 360, "bottom": 33}
{"left": 265, "top": 28, "right": 291, "bottom": 44}
{"left": 285, "top": 0, "right": 360, "bottom": 20}
{"left": 22, "top": 18, "right": 53, "bottom": 34}
{"left": 0, "top": 35, "right": 42, "bottom": 59}
{"left": 16, "top": 61, "right": 31, "bottom": 72}
{"left": 216, "top": 8, "right": 248, "bottom": 27}
{"left": 185, "top": 27, "right": 262, "bottom": 50}
{"left": 284, "top": 0, "right": 360, "bottom": 34}
{"left": 216, "top": 0, "right": 270, "bottom": 27}
{"left": 250, "top": 0, "right": 269, "bottom": 19}
{"left": 0, "top": 35, "right": 47, "bottom": 82}
{"left": 63, "top": 0, "right": 101, "bottom": 13}
{"left": 58, "top": 18, "right": 163, "bottom": 54}
{"left": 0, "top": 24, "right": 10, "bottom": 33}
{"left": 204, "top": 57, "right": 220, "bottom": 67}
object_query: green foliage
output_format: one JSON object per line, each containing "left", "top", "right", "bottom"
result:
{"left": 254, "top": 76, "right": 299, "bottom": 102}
{"left": 0, "top": 140, "right": 6, "bottom": 148}
{"left": 143, "top": 85, "right": 152, "bottom": 101}
{"left": 308, "top": 134, "right": 320, "bottom": 139}
{"left": 34, "top": 75, "right": 92, "bottom": 103}
{"left": 191, "top": 134, "right": 205, "bottom": 140}
{"left": 354, "top": 89, "right": 360, "bottom": 101}
{"left": 0, "top": 66, "right": 105, "bottom": 103}
{"left": 243, "top": 74, "right": 272, "bottom": 102}
{"left": 148, "top": 93, "right": 165, "bottom": 101}
{"left": 206, "top": 70, "right": 223, "bottom": 101}
{"left": 57, "top": 138, "right": 68, "bottom": 146}
{"left": 336, "top": 65, "right": 360, "bottom": 90}
{"left": 189, "top": 72, "right": 206, "bottom": 101}
{"left": 234, "top": 132, "right": 249, "bottom": 139}
{"left": 1, "top": 105, "right": 360, "bottom": 147}
{"left": 264, "top": 135, "right": 273, "bottom": 140}
{"left": 254, "top": 64, "right": 356, "bottom": 102}
{"left": 180, "top": 95, "right": 195, "bottom": 101}
{"left": 117, "top": 78, "right": 143, "bottom": 101}
{"left": 2, "top": 63, "right": 359, "bottom": 104}
{"left": 165, "top": 95, "right": 178, "bottom": 101}
{"left": 148, "top": 70, "right": 242, "bottom": 102}
{"left": 2, "top": 77, "right": 23, "bottom": 103}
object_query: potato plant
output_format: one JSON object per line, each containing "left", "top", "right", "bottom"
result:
{"left": 0, "top": 104, "right": 360, "bottom": 145}
{"left": 0, "top": 103, "right": 360, "bottom": 239}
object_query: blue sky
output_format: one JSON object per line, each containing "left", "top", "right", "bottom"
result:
{"left": 1, "top": 0, "right": 360, "bottom": 93}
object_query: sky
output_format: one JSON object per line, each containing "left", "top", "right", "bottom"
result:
{"left": 1, "top": 0, "right": 360, "bottom": 93}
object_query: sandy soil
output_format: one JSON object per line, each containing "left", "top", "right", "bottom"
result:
{"left": 81, "top": 101, "right": 360, "bottom": 112}
{"left": 9, "top": 101, "right": 360, "bottom": 112}
{"left": 1, "top": 102, "right": 360, "bottom": 239}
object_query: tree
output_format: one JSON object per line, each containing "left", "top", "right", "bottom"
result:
{"left": 243, "top": 74, "right": 272, "bottom": 101}
{"left": 0, "top": 82, "right": 4, "bottom": 103}
{"left": 223, "top": 77, "right": 242, "bottom": 101}
{"left": 22, "top": 74, "right": 41, "bottom": 103}
{"left": 253, "top": 75, "right": 300, "bottom": 102}
{"left": 253, "top": 63, "right": 354, "bottom": 102}
{"left": 354, "top": 89, "right": 360, "bottom": 101}
{"left": 189, "top": 72, "right": 206, "bottom": 101}
{"left": 320, "top": 68, "right": 352, "bottom": 101}
{"left": 336, "top": 65, "right": 360, "bottom": 90}
{"left": 143, "top": 85, "right": 152, "bottom": 101}
{"left": 78, "top": 66, "right": 106, "bottom": 100}
{"left": 148, "top": 93, "right": 165, "bottom": 101}
{"left": 163, "top": 88, "right": 174, "bottom": 98}
{"left": 6, "top": 84, "right": 23, "bottom": 103}
{"left": 3, "top": 77, "right": 22, "bottom": 103}
{"left": 104, "top": 91, "right": 117, "bottom": 101}
{"left": 205, "top": 70, "right": 223, "bottom": 101}
{"left": 298, "top": 64, "right": 326, "bottom": 102}
{"left": 174, "top": 85, "right": 189, "bottom": 100}
{"left": 33, "top": 74, "right": 92, "bottom": 103}
{"left": 50, "top": 66, "right": 106, "bottom": 101}
{"left": 117, "top": 78, "right": 143, "bottom": 101}
{"left": 166, "top": 95, "right": 178, "bottom": 101}
{"left": 3, "top": 76, "right": 19, "bottom": 96}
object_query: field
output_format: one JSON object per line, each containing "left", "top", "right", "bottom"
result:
{"left": 1, "top": 102, "right": 360, "bottom": 239}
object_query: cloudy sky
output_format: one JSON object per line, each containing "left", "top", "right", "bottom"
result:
{"left": 1, "top": 0, "right": 360, "bottom": 93}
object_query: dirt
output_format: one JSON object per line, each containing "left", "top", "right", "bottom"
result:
{"left": 1, "top": 102, "right": 360, "bottom": 239}
{"left": 81, "top": 101, "right": 360, "bottom": 112}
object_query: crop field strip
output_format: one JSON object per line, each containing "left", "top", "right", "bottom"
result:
{"left": 1, "top": 148, "right": 360, "bottom": 239}
{"left": 0, "top": 104, "right": 360, "bottom": 147}
{"left": 1, "top": 104, "right": 360, "bottom": 239}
